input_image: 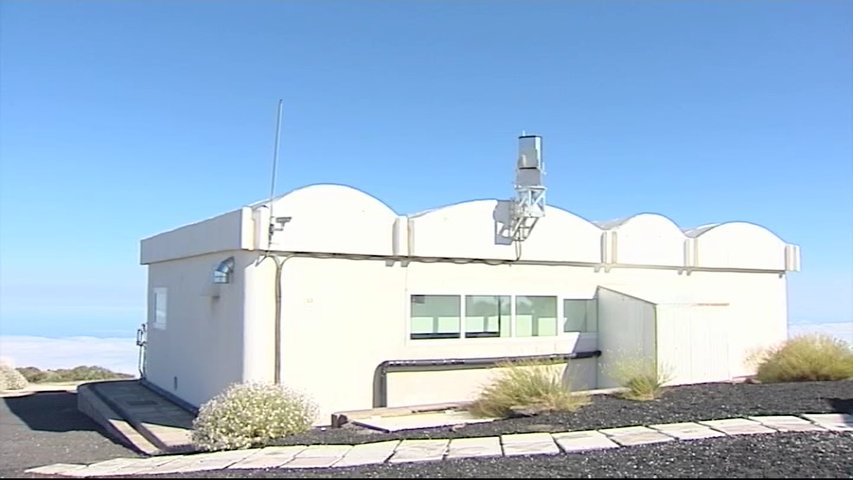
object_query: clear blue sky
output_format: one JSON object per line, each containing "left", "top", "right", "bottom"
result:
{"left": 1, "top": 0, "right": 851, "bottom": 338}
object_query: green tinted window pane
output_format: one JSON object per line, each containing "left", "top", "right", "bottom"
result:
{"left": 465, "top": 295, "right": 510, "bottom": 338}
{"left": 410, "top": 295, "right": 460, "bottom": 339}
{"left": 515, "top": 296, "right": 557, "bottom": 337}
{"left": 563, "top": 299, "right": 598, "bottom": 333}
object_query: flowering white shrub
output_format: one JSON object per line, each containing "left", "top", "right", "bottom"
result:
{"left": 0, "top": 363, "right": 29, "bottom": 390}
{"left": 191, "top": 382, "right": 318, "bottom": 451}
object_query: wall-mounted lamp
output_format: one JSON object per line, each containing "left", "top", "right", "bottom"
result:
{"left": 213, "top": 257, "right": 235, "bottom": 284}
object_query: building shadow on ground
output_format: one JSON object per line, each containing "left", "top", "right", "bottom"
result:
{"left": 3, "top": 390, "right": 111, "bottom": 434}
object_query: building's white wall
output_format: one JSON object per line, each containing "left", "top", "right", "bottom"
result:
{"left": 655, "top": 304, "right": 732, "bottom": 384}
{"left": 144, "top": 250, "right": 257, "bottom": 407}
{"left": 272, "top": 256, "right": 792, "bottom": 423}
{"left": 694, "top": 222, "right": 786, "bottom": 270}
{"left": 278, "top": 258, "right": 603, "bottom": 424}
{"left": 141, "top": 208, "right": 253, "bottom": 264}
{"left": 608, "top": 214, "right": 687, "bottom": 267}
{"left": 139, "top": 184, "right": 795, "bottom": 421}
{"left": 690, "top": 271, "right": 788, "bottom": 377}
{"left": 266, "top": 184, "right": 397, "bottom": 255}
{"left": 242, "top": 254, "right": 277, "bottom": 384}
{"left": 596, "top": 288, "right": 657, "bottom": 389}
{"left": 407, "top": 201, "right": 602, "bottom": 263}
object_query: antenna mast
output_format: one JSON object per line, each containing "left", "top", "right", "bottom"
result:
{"left": 267, "top": 99, "right": 284, "bottom": 243}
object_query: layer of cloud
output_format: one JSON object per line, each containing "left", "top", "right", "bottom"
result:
{"left": 0, "top": 336, "right": 139, "bottom": 375}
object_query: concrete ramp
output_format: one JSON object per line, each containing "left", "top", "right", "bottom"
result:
{"left": 78, "top": 380, "right": 197, "bottom": 455}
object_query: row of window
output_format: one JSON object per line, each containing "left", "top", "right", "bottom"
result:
{"left": 410, "top": 294, "right": 597, "bottom": 340}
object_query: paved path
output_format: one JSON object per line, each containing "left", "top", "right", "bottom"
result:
{"left": 0, "top": 390, "right": 140, "bottom": 477}
{"left": 25, "top": 413, "right": 852, "bottom": 477}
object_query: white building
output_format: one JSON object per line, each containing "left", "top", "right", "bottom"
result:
{"left": 139, "top": 136, "right": 801, "bottom": 424}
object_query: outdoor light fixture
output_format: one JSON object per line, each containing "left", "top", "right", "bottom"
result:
{"left": 213, "top": 257, "right": 235, "bottom": 284}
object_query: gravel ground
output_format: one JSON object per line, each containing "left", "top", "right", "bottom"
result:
{"left": 268, "top": 380, "right": 853, "bottom": 446}
{"left": 148, "top": 431, "right": 853, "bottom": 478}
{"left": 3, "top": 380, "right": 851, "bottom": 478}
{"left": 117, "top": 380, "right": 853, "bottom": 478}
{"left": 0, "top": 391, "right": 140, "bottom": 478}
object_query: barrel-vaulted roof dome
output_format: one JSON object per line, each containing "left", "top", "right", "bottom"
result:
{"left": 252, "top": 184, "right": 795, "bottom": 270}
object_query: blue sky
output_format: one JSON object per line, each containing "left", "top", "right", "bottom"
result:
{"left": 1, "top": 0, "right": 851, "bottom": 338}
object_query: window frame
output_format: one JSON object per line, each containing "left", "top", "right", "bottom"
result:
{"left": 408, "top": 294, "right": 462, "bottom": 340}
{"left": 406, "top": 292, "right": 598, "bottom": 341}
{"left": 152, "top": 287, "right": 168, "bottom": 330}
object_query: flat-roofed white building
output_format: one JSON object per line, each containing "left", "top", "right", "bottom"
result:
{"left": 139, "top": 136, "right": 800, "bottom": 424}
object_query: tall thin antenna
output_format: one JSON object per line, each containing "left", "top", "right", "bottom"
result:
{"left": 267, "top": 99, "right": 284, "bottom": 243}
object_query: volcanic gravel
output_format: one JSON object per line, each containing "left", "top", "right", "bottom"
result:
{"left": 267, "top": 380, "right": 853, "bottom": 446}
{"left": 148, "top": 432, "right": 853, "bottom": 478}
{"left": 134, "top": 380, "right": 853, "bottom": 478}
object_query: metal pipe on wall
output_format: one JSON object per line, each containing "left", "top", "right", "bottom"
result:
{"left": 372, "top": 350, "right": 602, "bottom": 408}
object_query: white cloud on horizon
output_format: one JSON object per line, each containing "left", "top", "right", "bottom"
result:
{"left": 0, "top": 336, "right": 139, "bottom": 375}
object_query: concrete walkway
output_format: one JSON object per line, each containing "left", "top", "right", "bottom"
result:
{"left": 25, "top": 413, "right": 852, "bottom": 477}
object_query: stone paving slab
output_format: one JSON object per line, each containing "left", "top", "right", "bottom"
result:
{"left": 64, "top": 457, "right": 145, "bottom": 477}
{"left": 501, "top": 432, "right": 560, "bottom": 456}
{"left": 552, "top": 430, "right": 620, "bottom": 453}
{"left": 599, "top": 426, "right": 675, "bottom": 446}
{"left": 334, "top": 440, "right": 401, "bottom": 467}
{"left": 165, "top": 449, "right": 260, "bottom": 473}
{"left": 283, "top": 444, "right": 354, "bottom": 469}
{"left": 599, "top": 425, "right": 654, "bottom": 436}
{"left": 699, "top": 418, "right": 778, "bottom": 435}
{"left": 91, "top": 455, "right": 182, "bottom": 476}
{"left": 227, "top": 445, "right": 307, "bottom": 469}
{"left": 649, "top": 422, "right": 727, "bottom": 440}
{"left": 446, "top": 436, "right": 503, "bottom": 459}
{"left": 801, "top": 413, "right": 853, "bottom": 432}
{"left": 388, "top": 439, "right": 449, "bottom": 464}
{"left": 25, "top": 463, "right": 88, "bottom": 476}
{"left": 748, "top": 416, "right": 828, "bottom": 432}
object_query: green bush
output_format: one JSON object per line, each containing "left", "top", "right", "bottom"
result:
{"left": 468, "top": 359, "right": 589, "bottom": 418}
{"left": 16, "top": 365, "right": 133, "bottom": 383}
{"left": 607, "top": 355, "right": 673, "bottom": 401}
{"left": 191, "top": 382, "right": 318, "bottom": 451}
{"left": 0, "top": 364, "right": 29, "bottom": 390}
{"left": 753, "top": 334, "right": 853, "bottom": 383}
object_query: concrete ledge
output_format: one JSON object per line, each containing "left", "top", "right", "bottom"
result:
{"left": 77, "top": 383, "right": 161, "bottom": 456}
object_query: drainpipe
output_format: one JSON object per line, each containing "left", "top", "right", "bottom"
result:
{"left": 259, "top": 253, "right": 292, "bottom": 385}
{"left": 372, "top": 350, "right": 601, "bottom": 408}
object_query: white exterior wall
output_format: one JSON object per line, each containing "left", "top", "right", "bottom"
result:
{"left": 595, "top": 288, "right": 656, "bottom": 389}
{"left": 144, "top": 250, "right": 259, "bottom": 407}
{"left": 277, "top": 258, "right": 603, "bottom": 424}
{"left": 608, "top": 214, "right": 687, "bottom": 267}
{"left": 655, "top": 304, "right": 732, "bottom": 384}
{"left": 140, "top": 183, "right": 797, "bottom": 423}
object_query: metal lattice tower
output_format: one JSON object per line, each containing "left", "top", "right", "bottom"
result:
{"left": 510, "top": 134, "right": 546, "bottom": 241}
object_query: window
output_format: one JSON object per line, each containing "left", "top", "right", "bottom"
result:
{"left": 465, "top": 295, "right": 510, "bottom": 338}
{"left": 563, "top": 299, "right": 597, "bottom": 333}
{"left": 515, "top": 296, "right": 557, "bottom": 337}
{"left": 153, "top": 288, "right": 168, "bottom": 330}
{"left": 410, "top": 295, "right": 460, "bottom": 339}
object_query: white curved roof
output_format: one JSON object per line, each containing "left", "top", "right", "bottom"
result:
{"left": 248, "top": 183, "right": 794, "bottom": 270}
